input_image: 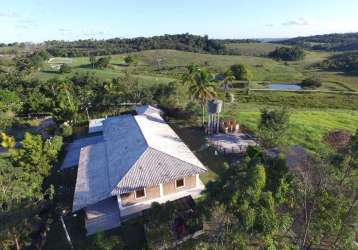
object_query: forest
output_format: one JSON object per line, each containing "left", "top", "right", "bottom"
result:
{"left": 278, "top": 32, "right": 358, "bottom": 51}
{"left": 320, "top": 52, "right": 358, "bottom": 72}
{"left": 44, "top": 34, "right": 227, "bottom": 57}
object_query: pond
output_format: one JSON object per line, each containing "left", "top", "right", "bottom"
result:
{"left": 267, "top": 83, "right": 302, "bottom": 90}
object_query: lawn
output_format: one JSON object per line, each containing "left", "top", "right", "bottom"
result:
{"left": 232, "top": 110, "right": 358, "bottom": 152}
{"left": 171, "top": 120, "right": 229, "bottom": 183}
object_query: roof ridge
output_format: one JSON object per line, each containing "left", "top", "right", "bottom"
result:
{"left": 112, "top": 147, "right": 206, "bottom": 194}
{"left": 110, "top": 147, "right": 152, "bottom": 195}
{"left": 147, "top": 147, "right": 207, "bottom": 171}
{"left": 102, "top": 140, "right": 112, "bottom": 192}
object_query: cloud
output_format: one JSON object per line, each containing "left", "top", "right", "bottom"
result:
{"left": 15, "top": 22, "right": 38, "bottom": 30}
{"left": 282, "top": 17, "right": 310, "bottom": 26}
{"left": 81, "top": 30, "right": 105, "bottom": 37}
{"left": 265, "top": 24, "right": 274, "bottom": 27}
{"left": 0, "top": 11, "right": 19, "bottom": 17}
{"left": 59, "top": 28, "right": 71, "bottom": 32}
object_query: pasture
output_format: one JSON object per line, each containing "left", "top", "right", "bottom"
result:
{"left": 36, "top": 47, "right": 358, "bottom": 91}
{"left": 232, "top": 110, "right": 358, "bottom": 152}
{"left": 224, "top": 42, "right": 289, "bottom": 56}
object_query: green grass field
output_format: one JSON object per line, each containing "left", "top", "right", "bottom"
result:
{"left": 224, "top": 42, "right": 289, "bottom": 56}
{"left": 34, "top": 47, "right": 358, "bottom": 91}
{"left": 233, "top": 110, "right": 358, "bottom": 152}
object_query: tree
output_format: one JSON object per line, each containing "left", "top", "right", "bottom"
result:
{"left": 221, "top": 69, "right": 235, "bottom": 109}
{"left": 124, "top": 55, "right": 138, "bottom": 66}
{"left": 269, "top": 47, "right": 305, "bottom": 61}
{"left": 29, "top": 54, "right": 44, "bottom": 70}
{"left": 0, "top": 90, "right": 21, "bottom": 131}
{"left": 301, "top": 77, "right": 322, "bottom": 89}
{"left": 257, "top": 107, "right": 290, "bottom": 148}
{"left": 230, "top": 64, "right": 253, "bottom": 81}
{"left": 59, "top": 63, "right": 71, "bottom": 73}
{"left": 95, "top": 56, "right": 111, "bottom": 69}
{"left": 181, "top": 63, "right": 200, "bottom": 86}
{"left": 84, "top": 232, "right": 124, "bottom": 250}
{"left": 51, "top": 81, "right": 78, "bottom": 123}
{"left": 202, "top": 149, "right": 294, "bottom": 249}
{"left": 15, "top": 57, "right": 34, "bottom": 73}
{"left": 189, "top": 69, "right": 217, "bottom": 126}
{"left": 0, "top": 133, "right": 62, "bottom": 249}
{"left": 89, "top": 54, "right": 96, "bottom": 69}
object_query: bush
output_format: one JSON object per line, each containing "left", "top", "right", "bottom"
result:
{"left": 301, "top": 77, "right": 322, "bottom": 89}
{"left": 59, "top": 64, "right": 71, "bottom": 73}
{"left": 230, "top": 64, "right": 253, "bottom": 81}
{"left": 95, "top": 56, "right": 111, "bottom": 69}
{"left": 269, "top": 47, "right": 305, "bottom": 61}
{"left": 58, "top": 123, "right": 73, "bottom": 137}
{"left": 320, "top": 52, "right": 358, "bottom": 72}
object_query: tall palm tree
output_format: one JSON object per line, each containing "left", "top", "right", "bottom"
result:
{"left": 181, "top": 63, "right": 200, "bottom": 86}
{"left": 221, "top": 69, "right": 235, "bottom": 111}
{"left": 189, "top": 69, "right": 217, "bottom": 126}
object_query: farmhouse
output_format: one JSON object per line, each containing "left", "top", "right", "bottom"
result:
{"left": 70, "top": 105, "right": 207, "bottom": 235}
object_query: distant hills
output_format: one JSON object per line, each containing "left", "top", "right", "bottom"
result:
{"left": 2, "top": 32, "right": 358, "bottom": 57}
{"left": 276, "top": 32, "right": 358, "bottom": 51}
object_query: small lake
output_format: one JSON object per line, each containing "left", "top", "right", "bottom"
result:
{"left": 267, "top": 83, "right": 302, "bottom": 90}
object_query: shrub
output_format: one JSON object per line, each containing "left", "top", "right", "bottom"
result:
{"left": 58, "top": 123, "right": 73, "bottom": 137}
{"left": 269, "top": 47, "right": 305, "bottom": 61}
{"left": 230, "top": 64, "right": 253, "bottom": 81}
{"left": 59, "top": 64, "right": 71, "bottom": 73}
{"left": 301, "top": 77, "right": 322, "bottom": 89}
{"left": 323, "top": 129, "right": 351, "bottom": 153}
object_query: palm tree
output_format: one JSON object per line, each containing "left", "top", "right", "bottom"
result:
{"left": 222, "top": 69, "right": 235, "bottom": 110}
{"left": 189, "top": 69, "right": 217, "bottom": 126}
{"left": 181, "top": 63, "right": 200, "bottom": 86}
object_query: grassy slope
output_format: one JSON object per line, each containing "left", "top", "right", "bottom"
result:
{"left": 233, "top": 110, "right": 358, "bottom": 152}
{"left": 35, "top": 47, "right": 358, "bottom": 91}
{"left": 224, "top": 42, "right": 289, "bottom": 56}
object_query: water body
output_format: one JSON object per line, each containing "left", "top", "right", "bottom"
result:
{"left": 267, "top": 83, "right": 302, "bottom": 90}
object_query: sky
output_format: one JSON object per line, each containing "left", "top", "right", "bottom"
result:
{"left": 1, "top": 0, "right": 358, "bottom": 43}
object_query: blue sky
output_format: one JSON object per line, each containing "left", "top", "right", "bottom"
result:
{"left": 1, "top": 0, "right": 358, "bottom": 42}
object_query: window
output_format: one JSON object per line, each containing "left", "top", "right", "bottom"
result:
{"left": 175, "top": 178, "right": 185, "bottom": 188}
{"left": 135, "top": 189, "right": 146, "bottom": 199}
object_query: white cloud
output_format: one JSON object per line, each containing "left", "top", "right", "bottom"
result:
{"left": 0, "top": 11, "right": 19, "bottom": 17}
{"left": 282, "top": 17, "right": 310, "bottom": 26}
{"left": 265, "top": 24, "right": 274, "bottom": 27}
{"left": 81, "top": 29, "right": 105, "bottom": 37}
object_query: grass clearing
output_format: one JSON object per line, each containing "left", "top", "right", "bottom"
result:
{"left": 35, "top": 48, "right": 358, "bottom": 91}
{"left": 232, "top": 110, "right": 358, "bottom": 152}
{"left": 224, "top": 42, "right": 289, "bottom": 56}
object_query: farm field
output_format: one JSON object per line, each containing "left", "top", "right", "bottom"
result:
{"left": 232, "top": 110, "right": 358, "bottom": 152}
{"left": 35, "top": 47, "right": 358, "bottom": 91}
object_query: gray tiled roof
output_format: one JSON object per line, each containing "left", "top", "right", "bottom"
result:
{"left": 112, "top": 148, "right": 206, "bottom": 194}
{"left": 73, "top": 143, "right": 111, "bottom": 211}
{"left": 72, "top": 106, "right": 207, "bottom": 211}
{"left": 61, "top": 135, "right": 104, "bottom": 169}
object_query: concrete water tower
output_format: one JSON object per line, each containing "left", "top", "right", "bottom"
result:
{"left": 207, "top": 99, "right": 222, "bottom": 135}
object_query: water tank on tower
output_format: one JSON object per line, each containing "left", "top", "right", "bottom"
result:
{"left": 207, "top": 99, "right": 222, "bottom": 135}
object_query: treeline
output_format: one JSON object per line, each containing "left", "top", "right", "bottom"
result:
{"left": 320, "top": 52, "right": 358, "bottom": 72}
{"left": 45, "top": 34, "right": 227, "bottom": 57}
{"left": 278, "top": 32, "right": 358, "bottom": 51}
{"left": 268, "top": 46, "right": 305, "bottom": 61}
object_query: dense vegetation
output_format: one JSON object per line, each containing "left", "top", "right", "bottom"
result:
{"left": 301, "top": 76, "right": 322, "bottom": 89}
{"left": 320, "top": 52, "right": 358, "bottom": 73}
{"left": 269, "top": 46, "right": 305, "bottom": 61}
{"left": 44, "top": 34, "right": 227, "bottom": 57}
{"left": 279, "top": 32, "right": 358, "bottom": 51}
